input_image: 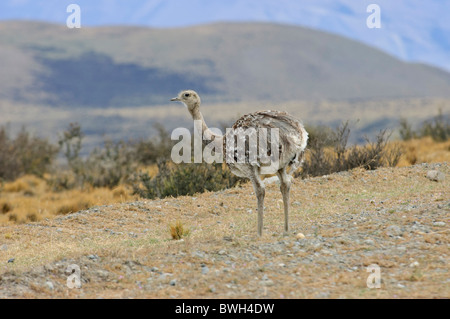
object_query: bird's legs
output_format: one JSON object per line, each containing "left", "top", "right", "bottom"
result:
{"left": 250, "top": 169, "right": 265, "bottom": 236}
{"left": 277, "top": 167, "right": 291, "bottom": 234}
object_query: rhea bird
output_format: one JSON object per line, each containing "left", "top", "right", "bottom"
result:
{"left": 171, "top": 90, "right": 308, "bottom": 236}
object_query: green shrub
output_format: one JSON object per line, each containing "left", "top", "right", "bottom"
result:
{"left": 135, "top": 123, "right": 174, "bottom": 165}
{"left": 399, "top": 109, "right": 450, "bottom": 142}
{"left": 0, "top": 126, "right": 58, "bottom": 181}
{"left": 399, "top": 118, "right": 416, "bottom": 141}
{"left": 52, "top": 123, "right": 138, "bottom": 190}
{"left": 298, "top": 122, "right": 401, "bottom": 178}
{"left": 419, "top": 109, "right": 450, "bottom": 142}
{"left": 83, "top": 139, "right": 138, "bottom": 188}
{"left": 132, "top": 158, "right": 243, "bottom": 199}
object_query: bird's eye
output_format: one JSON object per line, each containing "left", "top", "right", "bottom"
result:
{"left": 184, "top": 93, "right": 191, "bottom": 97}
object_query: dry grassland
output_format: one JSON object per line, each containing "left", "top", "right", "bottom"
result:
{"left": 0, "top": 162, "right": 448, "bottom": 299}
{"left": 397, "top": 137, "right": 450, "bottom": 167}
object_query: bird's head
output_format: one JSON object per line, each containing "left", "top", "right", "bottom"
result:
{"left": 171, "top": 90, "right": 201, "bottom": 113}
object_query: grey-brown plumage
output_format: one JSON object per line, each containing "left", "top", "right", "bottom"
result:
{"left": 171, "top": 90, "right": 308, "bottom": 236}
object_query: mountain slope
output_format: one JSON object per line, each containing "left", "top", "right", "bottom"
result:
{"left": 1, "top": 21, "right": 450, "bottom": 108}
{"left": 1, "top": 0, "right": 449, "bottom": 72}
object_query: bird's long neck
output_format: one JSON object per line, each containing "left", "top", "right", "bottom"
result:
{"left": 189, "top": 104, "right": 225, "bottom": 161}
{"left": 190, "top": 107, "right": 222, "bottom": 140}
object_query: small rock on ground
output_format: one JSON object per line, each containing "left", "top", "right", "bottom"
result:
{"left": 426, "top": 170, "right": 445, "bottom": 182}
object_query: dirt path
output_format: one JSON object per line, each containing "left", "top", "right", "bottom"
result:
{"left": 0, "top": 163, "right": 448, "bottom": 298}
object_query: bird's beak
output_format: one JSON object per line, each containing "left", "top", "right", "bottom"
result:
{"left": 170, "top": 97, "right": 180, "bottom": 102}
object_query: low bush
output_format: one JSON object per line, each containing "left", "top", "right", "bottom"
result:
{"left": 134, "top": 123, "right": 174, "bottom": 165}
{"left": 0, "top": 126, "right": 58, "bottom": 181}
{"left": 132, "top": 158, "right": 243, "bottom": 199}
{"left": 298, "top": 121, "right": 402, "bottom": 178}
{"left": 400, "top": 109, "right": 450, "bottom": 142}
{"left": 52, "top": 123, "right": 138, "bottom": 190}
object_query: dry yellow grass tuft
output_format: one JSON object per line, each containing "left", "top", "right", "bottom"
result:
{"left": 2, "top": 175, "right": 43, "bottom": 194}
{"left": 169, "top": 220, "right": 190, "bottom": 240}
{"left": 397, "top": 137, "right": 450, "bottom": 167}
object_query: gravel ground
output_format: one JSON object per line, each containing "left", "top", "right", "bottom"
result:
{"left": 0, "top": 163, "right": 448, "bottom": 299}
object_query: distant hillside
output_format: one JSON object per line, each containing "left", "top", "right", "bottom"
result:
{"left": 1, "top": 0, "right": 450, "bottom": 72}
{"left": 1, "top": 21, "right": 450, "bottom": 108}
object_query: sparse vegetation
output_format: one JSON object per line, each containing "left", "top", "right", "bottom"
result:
{"left": 0, "top": 163, "right": 448, "bottom": 298}
{"left": 396, "top": 136, "right": 450, "bottom": 166}
{"left": 399, "top": 109, "right": 450, "bottom": 142}
{"left": 135, "top": 123, "right": 175, "bottom": 165}
{"left": 298, "top": 122, "right": 402, "bottom": 178}
{"left": 399, "top": 118, "right": 415, "bottom": 141}
{"left": 132, "top": 159, "right": 243, "bottom": 200}
{"left": 0, "top": 118, "right": 448, "bottom": 225}
{"left": 53, "top": 123, "right": 138, "bottom": 190}
{"left": 0, "top": 125, "right": 58, "bottom": 181}
{"left": 0, "top": 175, "right": 137, "bottom": 224}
